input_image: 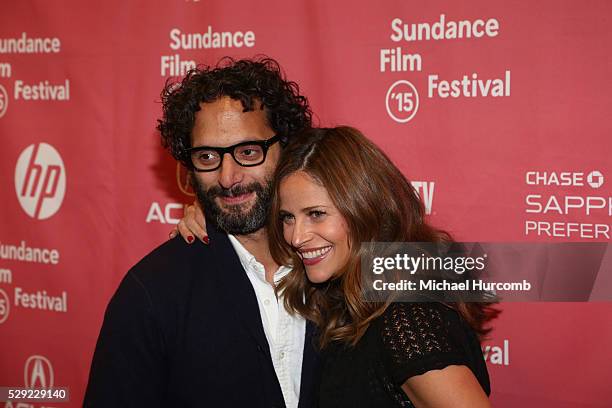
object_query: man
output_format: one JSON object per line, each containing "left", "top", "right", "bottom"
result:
{"left": 84, "top": 57, "right": 318, "bottom": 407}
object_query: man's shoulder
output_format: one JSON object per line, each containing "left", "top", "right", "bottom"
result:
{"left": 128, "top": 235, "right": 235, "bottom": 290}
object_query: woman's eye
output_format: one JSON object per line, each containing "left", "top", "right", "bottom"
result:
{"left": 280, "top": 213, "right": 294, "bottom": 224}
{"left": 309, "top": 210, "right": 326, "bottom": 219}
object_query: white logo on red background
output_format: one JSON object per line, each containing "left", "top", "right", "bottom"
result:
{"left": 0, "top": 84, "right": 8, "bottom": 118}
{"left": 587, "top": 170, "right": 604, "bottom": 189}
{"left": 411, "top": 181, "right": 435, "bottom": 215}
{"left": 386, "top": 80, "right": 419, "bottom": 123}
{"left": 483, "top": 339, "right": 510, "bottom": 366}
{"left": 15, "top": 143, "right": 66, "bottom": 220}
{"left": 25, "top": 355, "right": 54, "bottom": 388}
{"left": 0, "top": 288, "right": 9, "bottom": 324}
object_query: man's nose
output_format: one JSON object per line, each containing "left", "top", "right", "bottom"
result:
{"left": 218, "top": 153, "right": 243, "bottom": 189}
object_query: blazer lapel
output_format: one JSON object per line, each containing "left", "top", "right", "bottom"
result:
{"left": 298, "top": 320, "right": 320, "bottom": 408}
{"left": 206, "top": 228, "right": 273, "bottom": 359}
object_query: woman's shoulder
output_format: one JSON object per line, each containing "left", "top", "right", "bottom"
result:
{"left": 378, "top": 301, "right": 461, "bottom": 335}
{"left": 371, "top": 302, "right": 473, "bottom": 375}
{"left": 377, "top": 302, "right": 461, "bottom": 350}
{"left": 372, "top": 301, "right": 490, "bottom": 393}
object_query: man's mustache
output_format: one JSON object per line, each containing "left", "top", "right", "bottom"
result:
{"left": 206, "top": 183, "right": 259, "bottom": 199}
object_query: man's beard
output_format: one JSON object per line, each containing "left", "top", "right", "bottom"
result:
{"left": 192, "top": 177, "right": 273, "bottom": 235}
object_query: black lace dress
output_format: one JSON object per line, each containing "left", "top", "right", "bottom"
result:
{"left": 317, "top": 302, "right": 490, "bottom": 407}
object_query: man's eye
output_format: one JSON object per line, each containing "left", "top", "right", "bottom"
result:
{"left": 236, "top": 145, "right": 263, "bottom": 161}
{"left": 198, "top": 152, "right": 217, "bottom": 162}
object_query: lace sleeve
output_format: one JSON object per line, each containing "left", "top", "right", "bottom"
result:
{"left": 379, "top": 302, "right": 470, "bottom": 385}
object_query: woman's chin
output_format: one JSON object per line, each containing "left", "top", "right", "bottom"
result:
{"left": 305, "top": 269, "right": 333, "bottom": 284}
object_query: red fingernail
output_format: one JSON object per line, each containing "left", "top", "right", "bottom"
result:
{"left": 187, "top": 236, "right": 194, "bottom": 243}
{"left": 203, "top": 236, "right": 209, "bottom": 245}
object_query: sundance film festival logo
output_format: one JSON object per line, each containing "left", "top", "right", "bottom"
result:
{"left": 25, "top": 355, "right": 54, "bottom": 388}
{"left": 0, "top": 84, "right": 8, "bottom": 118}
{"left": 15, "top": 143, "right": 66, "bottom": 220}
{"left": 386, "top": 80, "right": 419, "bottom": 123}
{"left": 0, "top": 288, "right": 10, "bottom": 324}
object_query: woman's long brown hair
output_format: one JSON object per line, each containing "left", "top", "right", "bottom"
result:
{"left": 269, "top": 126, "right": 498, "bottom": 348}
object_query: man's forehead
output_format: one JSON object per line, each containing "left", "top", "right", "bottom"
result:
{"left": 199, "top": 96, "right": 265, "bottom": 113}
{"left": 192, "top": 97, "right": 272, "bottom": 147}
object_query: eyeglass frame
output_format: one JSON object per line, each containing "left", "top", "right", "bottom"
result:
{"left": 185, "top": 134, "right": 282, "bottom": 172}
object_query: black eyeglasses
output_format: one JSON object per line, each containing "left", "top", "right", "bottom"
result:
{"left": 186, "top": 134, "right": 282, "bottom": 172}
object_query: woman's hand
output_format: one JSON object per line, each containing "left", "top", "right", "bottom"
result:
{"left": 169, "top": 200, "right": 209, "bottom": 244}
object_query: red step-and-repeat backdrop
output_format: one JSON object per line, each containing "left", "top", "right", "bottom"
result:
{"left": 1, "top": 1, "right": 610, "bottom": 406}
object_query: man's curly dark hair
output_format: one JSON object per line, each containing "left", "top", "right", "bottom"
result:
{"left": 157, "top": 56, "right": 312, "bottom": 168}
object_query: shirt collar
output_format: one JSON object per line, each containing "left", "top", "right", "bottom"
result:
{"left": 227, "top": 234, "right": 292, "bottom": 284}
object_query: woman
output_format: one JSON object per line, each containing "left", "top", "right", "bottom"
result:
{"left": 175, "top": 126, "right": 497, "bottom": 407}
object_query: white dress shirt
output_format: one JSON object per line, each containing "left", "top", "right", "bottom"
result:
{"left": 228, "top": 235, "right": 306, "bottom": 408}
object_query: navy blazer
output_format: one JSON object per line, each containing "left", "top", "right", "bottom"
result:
{"left": 84, "top": 225, "right": 319, "bottom": 407}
